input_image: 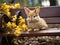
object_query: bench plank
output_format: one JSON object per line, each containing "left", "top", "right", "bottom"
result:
{"left": 20, "top": 28, "right": 60, "bottom": 36}
{"left": 5, "top": 28, "right": 60, "bottom": 37}
{"left": 44, "top": 18, "right": 60, "bottom": 24}
{"left": 10, "top": 6, "right": 60, "bottom": 18}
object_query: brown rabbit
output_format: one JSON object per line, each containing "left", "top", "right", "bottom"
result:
{"left": 24, "top": 7, "right": 48, "bottom": 31}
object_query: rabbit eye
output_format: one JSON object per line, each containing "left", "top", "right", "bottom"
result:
{"left": 34, "top": 15, "right": 37, "bottom": 17}
{"left": 34, "top": 16, "right": 36, "bottom": 17}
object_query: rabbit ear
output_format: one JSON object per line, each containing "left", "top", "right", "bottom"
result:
{"left": 35, "top": 7, "right": 40, "bottom": 14}
{"left": 24, "top": 7, "right": 30, "bottom": 15}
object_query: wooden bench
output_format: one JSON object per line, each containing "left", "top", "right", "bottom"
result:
{"left": 0, "top": 6, "right": 60, "bottom": 45}
{"left": 10, "top": 6, "right": 60, "bottom": 36}
{"left": 0, "top": 6, "right": 60, "bottom": 36}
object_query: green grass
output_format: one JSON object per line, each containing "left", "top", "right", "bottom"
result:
{"left": 33, "top": 3, "right": 42, "bottom": 7}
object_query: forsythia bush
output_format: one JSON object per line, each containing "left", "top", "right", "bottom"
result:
{"left": 0, "top": 3, "right": 20, "bottom": 17}
{"left": 6, "top": 15, "right": 28, "bottom": 36}
{"left": 0, "top": 3, "right": 29, "bottom": 36}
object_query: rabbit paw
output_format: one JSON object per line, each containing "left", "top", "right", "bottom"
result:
{"left": 41, "top": 27, "right": 47, "bottom": 30}
{"left": 34, "top": 29, "right": 39, "bottom": 31}
{"left": 28, "top": 28, "right": 32, "bottom": 31}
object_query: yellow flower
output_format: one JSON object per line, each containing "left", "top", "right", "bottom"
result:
{"left": 19, "top": 16, "right": 23, "bottom": 19}
{"left": 22, "top": 24, "right": 28, "bottom": 31}
{"left": 6, "top": 22, "right": 12, "bottom": 28}
{"left": 19, "top": 16, "right": 25, "bottom": 23}
{"left": 1, "top": 3, "right": 20, "bottom": 17}
{"left": 2, "top": 3, "right": 6, "bottom": 7}
{"left": 15, "top": 26, "right": 22, "bottom": 31}
{"left": 10, "top": 5, "right": 15, "bottom": 9}
{"left": 14, "top": 3, "right": 20, "bottom": 8}
{"left": 12, "top": 15, "right": 17, "bottom": 22}
{"left": 14, "top": 30, "right": 21, "bottom": 36}
{"left": 7, "top": 5, "right": 10, "bottom": 8}
{"left": 5, "top": 5, "right": 10, "bottom": 9}
{"left": 7, "top": 32, "right": 10, "bottom": 34}
{"left": 19, "top": 18, "right": 25, "bottom": 24}
{"left": 11, "top": 23, "right": 17, "bottom": 28}
{"left": 6, "top": 12, "right": 11, "bottom": 17}
{"left": 5, "top": 9, "right": 10, "bottom": 12}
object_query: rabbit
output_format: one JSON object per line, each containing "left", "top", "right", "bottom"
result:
{"left": 24, "top": 7, "right": 48, "bottom": 31}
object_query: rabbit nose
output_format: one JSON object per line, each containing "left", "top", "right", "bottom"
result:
{"left": 31, "top": 16, "right": 33, "bottom": 21}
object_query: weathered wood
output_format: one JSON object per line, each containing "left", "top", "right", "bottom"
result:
{"left": 18, "top": 28, "right": 60, "bottom": 36}
{"left": 4, "top": 28, "right": 60, "bottom": 37}
{"left": 44, "top": 18, "right": 60, "bottom": 24}
{"left": 10, "top": 6, "right": 60, "bottom": 18}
